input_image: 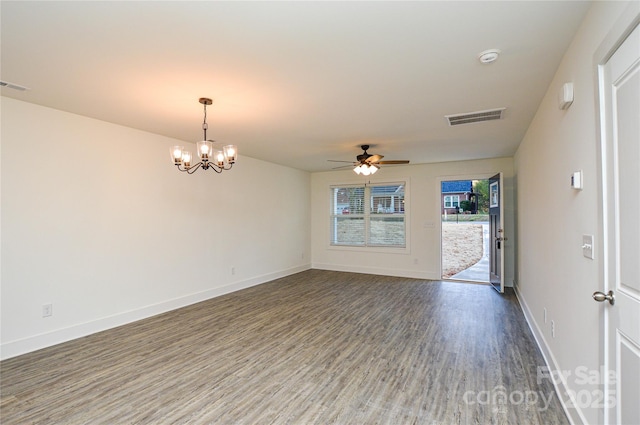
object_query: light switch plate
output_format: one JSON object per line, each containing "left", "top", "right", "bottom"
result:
{"left": 582, "top": 234, "right": 594, "bottom": 259}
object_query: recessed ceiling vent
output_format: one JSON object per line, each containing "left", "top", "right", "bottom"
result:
{"left": 0, "top": 80, "right": 30, "bottom": 91}
{"left": 445, "top": 108, "right": 506, "bottom": 126}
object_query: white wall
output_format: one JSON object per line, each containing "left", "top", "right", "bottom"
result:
{"left": 311, "top": 157, "right": 514, "bottom": 282}
{"left": 0, "top": 97, "right": 311, "bottom": 359}
{"left": 513, "top": 2, "right": 635, "bottom": 424}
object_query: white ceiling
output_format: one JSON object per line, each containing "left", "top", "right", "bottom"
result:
{"left": 1, "top": 1, "right": 591, "bottom": 172}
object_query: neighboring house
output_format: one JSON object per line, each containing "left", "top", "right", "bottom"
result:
{"left": 441, "top": 180, "right": 472, "bottom": 214}
{"left": 371, "top": 185, "right": 404, "bottom": 213}
{"left": 333, "top": 185, "right": 405, "bottom": 214}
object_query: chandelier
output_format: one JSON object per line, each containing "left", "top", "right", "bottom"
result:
{"left": 170, "top": 98, "right": 237, "bottom": 174}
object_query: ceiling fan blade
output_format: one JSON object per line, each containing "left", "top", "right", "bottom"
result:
{"left": 367, "top": 154, "right": 384, "bottom": 163}
{"left": 332, "top": 164, "right": 355, "bottom": 169}
{"left": 377, "top": 160, "right": 410, "bottom": 165}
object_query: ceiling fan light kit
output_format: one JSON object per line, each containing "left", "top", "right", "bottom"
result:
{"left": 170, "top": 98, "right": 237, "bottom": 174}
{"left": 328, "top": 144, "right": 410, "bottom": 174}
{"left": 354, "top": 163, "right": 379, "bottom": 176}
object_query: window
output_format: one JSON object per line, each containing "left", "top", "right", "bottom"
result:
{"left": 331, "top": 183, "right": 405, "bottom": 247}
{"left": 444, "top": 195, "right": 460, "bottom": 209}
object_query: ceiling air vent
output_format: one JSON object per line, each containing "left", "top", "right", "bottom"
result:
{"left": 0, "top": 80, "right": 30, "bottom": 91}
{"left": 445, "top": 107, "right": 506, "bottom": 126}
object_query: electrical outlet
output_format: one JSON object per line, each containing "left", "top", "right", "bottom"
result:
{"left": 42, "top": 304, "right": 53, "bottom": 318}
{"left": 551, "top": 320, "right": 555, "bottom": 338}
{"left": 231, "top": 267, "right": 236, "bottom": 275}
{"left": 543, "top": 308, "right": 547, "bottom": 323}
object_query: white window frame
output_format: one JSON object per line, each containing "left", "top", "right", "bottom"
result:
{"left": 330, "top": 182, "right": 406, "bottom": 248}
{"left": 444, "top": 195, "right": 460, "bottom": 209}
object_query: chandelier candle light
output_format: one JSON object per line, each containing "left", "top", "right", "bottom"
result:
{"left": 170, "top": 98, "right": 237, "bottom": 174}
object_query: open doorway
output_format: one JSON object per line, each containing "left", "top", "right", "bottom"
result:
{"left": 441, "top": 179, "right": 489, "bottom": 283}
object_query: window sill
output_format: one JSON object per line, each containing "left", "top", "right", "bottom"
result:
{"left": 328, "top": 244, "right": 409, "bottom": 255}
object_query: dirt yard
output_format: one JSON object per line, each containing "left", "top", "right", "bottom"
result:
{"left": 334, "top": 219, "right": 484, "bottom": 278}
{"left": 441, "top": 222, "right": 484, "bottom": 278}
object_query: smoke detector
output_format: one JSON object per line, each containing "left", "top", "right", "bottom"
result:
{"left": 478, "top": 49, "right": 501, "bottom": 64}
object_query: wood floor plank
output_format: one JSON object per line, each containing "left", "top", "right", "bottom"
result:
{"left": 1, "top": 270, "right": 569, "bottom": 424}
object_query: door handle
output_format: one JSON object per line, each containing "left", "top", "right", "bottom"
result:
{"left": 592, "top": 290, "right": 615, "bottom": 306}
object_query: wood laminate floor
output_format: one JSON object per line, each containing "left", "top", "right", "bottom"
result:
{"left": 1, "top": 270, "right": 569, "bottom": 424}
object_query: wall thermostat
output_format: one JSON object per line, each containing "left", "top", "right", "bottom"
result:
{"left": 571, "top": 170, "right": 583, "bottom": 190}
{"left": 559, "top": 82, "right": 574, "bottom": 110}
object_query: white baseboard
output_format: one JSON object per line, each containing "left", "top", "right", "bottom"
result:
{"left": 311, "top": 262, "right": 437, "bottom": 280}
{"left": 513, "top": 286, "right": 587, "bottom": 425}
{"left": 0, "top": 264, "right": 310, "bottom": 360}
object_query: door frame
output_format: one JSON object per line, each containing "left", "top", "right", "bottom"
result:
{"left": 594, "top": 4, "right": 640, "bottom": 424}
{"left": 436, "top": 172, "right": 502, "bottom": 284}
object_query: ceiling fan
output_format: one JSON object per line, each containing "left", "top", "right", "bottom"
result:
{"left": 328, "top": 145, "right": 410, "bottom": 175}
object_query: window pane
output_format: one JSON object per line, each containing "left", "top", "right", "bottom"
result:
{"left": 369, "top": 184, "right": 405, "bottom": 247}
{"left": 331, "top": 186, "right": 365, "bottom": 246}
{"left": 332, "top": 186, "right": 364, "bottom": 215}
{"left": 371, "top": 185, "right": 405, "bottom": 214}
{"left": 444, "top": 195, "right": 459, "bottom": 208}
{"left": 330, "top": 183, "right": 406, "bottom": 248}
{"left": 332, "top": 217, "right": 365, "bottom": 245}
{"left": 369, "top": 216, "right": 405, "bottom": 246}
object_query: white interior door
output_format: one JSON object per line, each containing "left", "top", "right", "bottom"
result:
{"left": 598, "top": 22, "right": 640, "bottom": 425}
